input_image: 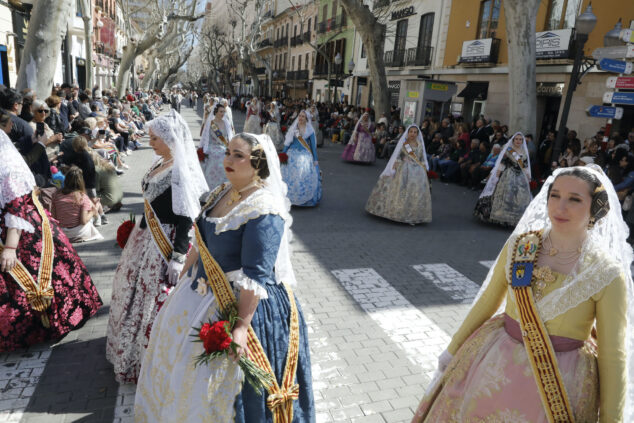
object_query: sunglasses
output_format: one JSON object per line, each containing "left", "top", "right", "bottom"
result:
{"left": 37, "top": 109, "right": 50, "bottom": 114}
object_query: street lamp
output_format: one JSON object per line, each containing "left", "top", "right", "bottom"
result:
{"left": 604, "top": 19, "right": 624, "bottom": 47}
{"left": 333, "top": 52, "right": 342, "bottom": 103}
{"left": 348, "top": 59, "right": 355, "bottom": 74}
{"left": 551, "top": 4, "right": 597, "bottom": 167}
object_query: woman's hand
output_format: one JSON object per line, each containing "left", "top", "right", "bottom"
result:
{"left": 0, "top": 248, "right": 18, "bottom": 273}
{"left": 230, "top": 324, "right": 250, "bottom": 362}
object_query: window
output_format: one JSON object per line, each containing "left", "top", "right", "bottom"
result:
{"left": 306, "top": 53, "right": 310, "bottom": 68}
{"left": 394, "top": 19, "right": 408, "bottom": 64}
{"left": 322, "top": 5, "right": 328, "bottom": 23}
{"left": 546, "top": 0, "right": 583, "bottom": 30}
{"left": 361, "top": 43, "right": 366, "bottom": 58}
{"left": 417, "top": 13, "right": 434, "bottom": 48}
{"left": 332, "top": 0, "right": 338, "bottom": 19}
{"left": 286, "top": 23, "right": 289, "bottom": 37}
{"left": 315, "top": 16, "right": 318, "bottom": 30}
{"left": 294, "top": 25, "right": 297, "bottom": 37}
{"left": 477, "top": 0, "right": 501, "bottom": 39}
{"left": 284, "top": 53, "right": 288, "bottom": 68}
{"left": 298, "top": 55, "right": 302, "bottom": 70}
{"left": 291, "top": 56, "right": 295, "bottom": 70}
{"left": 308, "top": 18, "right": 312, "bottom": 33}
{"left": 277, "top": 28, "right": 280, "bottom": 40}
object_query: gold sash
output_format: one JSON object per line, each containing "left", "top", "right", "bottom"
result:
{"left": 404, "top": 143, "right": 427, "bottom": 171}
{"left": 296, "top": 134, "right": 312, "bottom": 154}
{"left": 195, "top": 187, "right": 301, "bottom": 422}
{"left": 210, "top": 122, "right": 229, "bottom": 146}
{"left": 0, "top": 191, "right": 54, "bottom": 327}
{"left": 510, "top": 232, "right": 575, "bottom": 422}
{"left": 143, "top": 199, "right": 173, "bottom": 263}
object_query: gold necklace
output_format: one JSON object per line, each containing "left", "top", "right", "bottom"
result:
{"left": 546, "top": 232, "right": 582, "bottom": 257}
{"left": 226, "top": 181, "right": 260, "bottom": 206}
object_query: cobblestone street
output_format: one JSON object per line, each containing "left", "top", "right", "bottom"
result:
{"left": 2, "top": 104, "right": 513, "bottom": 423}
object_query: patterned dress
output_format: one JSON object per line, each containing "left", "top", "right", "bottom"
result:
{"left": 264, "top": 111, "right": 284, "bottom": 151}
{"left": 281, "top": 132, "right": 322, "bottom": 207}
{"left": 0, "top": 193, "right": 102, "bottom": 352}
{"left": 474, "top": 150, "right": 531, "bottom": 226}
{"left": 365, "top": 141, "right": 432, "bottom": 224}
{"left": 341, "top": 123, "right": 375, "bottom": 163}
{"left": 201, "top": 119, "right": 230, "bottom": 192}
{"left": 244, "top": 104, "right": 262, "bottom": 134}
{"left": 106, "top": 163, "right": 192, "bottom": 383}
{"left": 134, "top": 188, "right": 315, "bottom": 422}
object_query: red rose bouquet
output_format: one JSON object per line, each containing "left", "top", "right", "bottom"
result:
{"left": 197, "top": 147, "right": 207, "bottom": 162}
{"left": 529, "top": 180, "right": 538, "bottom": 190}
{"left": 281, "top": 125, "right": 287, "bottom": 133}
{"left": 116, "top": 214, "right": 136, "bottom": 249}
{"left": 278, "top": 152, "right": 289, "bottom": 165}
{"left": 427, "top": 170, "right": 439, "bottom": 179}
{"left": 192, "top": 305, "right": 273, "bottom": 394}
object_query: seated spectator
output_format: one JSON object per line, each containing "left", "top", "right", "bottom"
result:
{"left": 608, "top": 148, "right": 631, "bottom": 187}
{"left": 427, "top": 132, "right": 442, "bottom": 157}
{"left": 373, "top": 122, "right": 390, "bottom": 158}
{"left": 109, "top": 108, "right": 131, "bottom": 154}
{"left": 430, "top": 135, "right": 452, "bottom": 172}
{"left": 440, "top": 139, "right": 467, "bottom": 182}
{"left": 77, "top": 92, "right": 92, "bottom": 119}
{"left": 29, "top": 99, "right": 60, "bottom": 161}
{"left": 19, "top": 90, "right": 34, "bottom": 122}
{"left": 614, "top": 154, "right": 634, "bottom": 201}
{"left": 384, "top": 125, "right": 405, "bottom": 159}
{"left": 45, "top": 95, "right": 66, "bottom": 134}
{"left": 580, "top": 139, "right": 606, "bottom": 168}
{"left": 460, "top": 140, "right": 488, "bottom": 187}
{"left": 68, "top": 135, "right": 98, "bottom": 201}
{"left": 51, "top": 166, "right": 104, "bottom": 242}
{"left": 557, "top": 138, "right": 581, "bottom": 168}
{"left": 470, "top": 143, "right": 502, "bottom": 189}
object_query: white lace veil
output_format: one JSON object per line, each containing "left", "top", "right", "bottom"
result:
{"left": 479, "top": 132, "right": 531, "bottom": 198}
{"left": 221, "top": 98, "right": 234, "bottom": 130}
{"left": 200, "top": 103, "right": 234, "bottom": 154}
{"left": 146, "top": 110, "right": 209, "bottom": 220}
{"left": 349, "top": 112, "right": 372, "bottom": 145}
{"left": 253, "top": 133, "right": 297, "bottom": 286}
{"left": 381, "top": 124, "right": 428, "bottom": 177}
{"left": 472, "top": 164, "right": 634, "bottom": 419}
{"left": 284, "top": 110, "right": 315, "bottom": 147}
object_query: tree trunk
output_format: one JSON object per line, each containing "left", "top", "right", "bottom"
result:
{"left": 116, "top": 45, "right": 137, "bottom": 97}
{"left": 338, "top": 0, "right": 389, "bottom": 117}
{"left": 16, "top": 0, "right": 73, "bottom": 98}
{"left": 80, "top": 0, "right": 92, "bottom": 90}
{"left": 504, "top": 0, "right": 540, "bottom": 135}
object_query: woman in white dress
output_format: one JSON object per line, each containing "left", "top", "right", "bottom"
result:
{"left": 365, "top": 124, "right": 431, "bottom": 224}
{"left": 309, "top": 104, "right": 323, "bottom": 147}
{"left": 221, "top": 98, "right": 235, "bottom": 134}
{"left": 200, "top": 103, "right": 234, "bottom": 191}
{"left": 264, "top": 102, "right": 284, "bottom": 150}
{"left": 243, "top": 98, "right": 262, "bottom": 134}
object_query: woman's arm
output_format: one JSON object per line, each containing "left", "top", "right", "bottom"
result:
{"left": 309, "top": 133, "right": 318, "bottom": 162}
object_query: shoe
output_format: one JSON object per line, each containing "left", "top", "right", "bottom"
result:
{"left": 134, "top": 141, "right": 142, "bottom": 148}
{"left": 101, "top": 215, "right": 109, "bottom": 225}
{"left": 115, "top": 168, "right": 124, "bottom": 175}
{"left": 121, "top": 164, "right": 130, "bottom": 169}
{"left": 93, "top": 215, "right": 102, "bottom": 227}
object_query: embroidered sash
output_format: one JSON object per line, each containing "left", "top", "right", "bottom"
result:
{"left": 210, "top": 122, "right": 228, "bottom": 146}
{"left": 404, "top": 143, "right": 427, "bottom": 171}
{"left": 296, "top": 134, "right": 312, "bottom": 154}
{"left": 0, "top": 191, "right": 55, "bottom": 327}
{"left": 194, "top": 222, "right": 301, "bottom": 423}
{"left": 510, "top": 231, "right": 575, "bottom": 422}
{"left": 143, "top": 199, "right": 173, "bottom": 264}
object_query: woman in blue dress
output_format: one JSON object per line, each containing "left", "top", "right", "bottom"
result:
{"left": 281, "top": 110, "right": 322, "bottom": 207}
{"left": 135, "top": 133, "right": 315, "bottom": 422}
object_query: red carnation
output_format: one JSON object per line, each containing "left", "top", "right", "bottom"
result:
{"left": 319, "top": 123, "right": 324, "bottom": 129}
{"left": 200, "top": 320, "right": 232, "bottom": 354}
{"left": 427, "top": 170, "right": 439, "bottom": 179}
{"left": 530, "top": 180, "right": 538, "bottom": 190}
{"left": 116, "top": 219, "right": 136, "bottom": 249}
{"left": 278, "top": 152, "right": 289, "bottom": 164}
{"left": 281, "top": 125, "right": 287, "bottom": 133}
{"left": 197, "top": 147, "right": 207, "bottom": 162}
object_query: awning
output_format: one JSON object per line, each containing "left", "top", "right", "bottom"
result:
{"left": 457, "top": 81, "right": 489, "bottom": 100}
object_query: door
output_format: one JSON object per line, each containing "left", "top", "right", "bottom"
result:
{"left": 538, "top": 96, "right": 561, "bottom": 141}
{"left": 394, "top": 20, "right": 408, "bottom": 66}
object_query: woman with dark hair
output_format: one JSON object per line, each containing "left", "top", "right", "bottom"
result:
{"left": 0, "top": 130, "right": 102, "bottom": 352}
{"left": 200, "top": 103, "right": 234, "bottom": 191}
{"left": 135, "top": 133, "right": 315, "bottom": 422}
{"left": 415, "top": 165, "right": 633, "bottom": 422}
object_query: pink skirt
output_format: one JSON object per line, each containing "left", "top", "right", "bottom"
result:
{"left": 413, "top": 315, "right": 599, "bottom": 422}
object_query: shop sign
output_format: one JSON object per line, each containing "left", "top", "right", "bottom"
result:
{"left": 388, "top": 80, "right": 400, "bottom": 90}
{"left": 459, "top": 39, "right": 493, "bottom": 63}
{"left": 407, "top": 91, "right": 419, "bottom": 98}
{"left": 606, "top": 76, "right": 634, "bottom": 89}
{"left": 391, "top": 6, "right": 415, "bottom": 21}
{"left": 428, "top": 82, "right": 448, "bottom": 91}
{"left": 535, "top": 29, "right": 572, "bottom": 59}
{"left": 536, "top": 82, "right": 564, "bottom": 97}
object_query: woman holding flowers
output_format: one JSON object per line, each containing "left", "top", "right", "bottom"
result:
{"left": 135, "top": 133, "right": 315, "bottom": 422}
{"left": 280, "top": 110, "right": 322, "bottom": 207}
{"left": 106, "top": 110, "right": 208, "bottom": 383}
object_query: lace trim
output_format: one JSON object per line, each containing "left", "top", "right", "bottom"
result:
{"left": 204, "top": 189, "right": 287, "bottom": 234}
{"left": 4, "top": 213, "right": 35, "bottom": 234}
{"left": 226, "top": 269, "right": 269, "bottom": 299}
{"left": 505, "top": 232, "right": 622, "bottom": 322}
{"left": 142, "top": 166, "right": 172, "bottom": 203}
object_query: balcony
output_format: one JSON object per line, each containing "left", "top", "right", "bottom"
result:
{"left": 274, "top": 37, "right": 288, "bottom": 48}
{"left": 373, "top": 0, "right": 389, "bottom": 9}
{"left": 405, "top": 45, "right": 434, "bottom": 67}
{"left": 255, "top": 67, "right": 267, "bottom": 75}
{"left": 384, "top": 49, "right": 406, "bottom": 67}
{"left": 285, "top": 70, "right": 310, "bottom": 81}
{"left": 317, "top": 15, "right": 347, "bottom": 34}
{"left": 258, "top": 38, "right": 272, "bottom": 49}
{"left": 314, "top": 62, "right": 343, "bottom": 77}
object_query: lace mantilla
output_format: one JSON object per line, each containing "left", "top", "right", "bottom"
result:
{"left": 226, "top": 269, "right": 269, "bottom": 299}
{"left": 504, "top": 232, "right": 623, "bottom": 322}
{"left": 203, "top": 187, "right": 286, "bottom": 235}
{"left": 142, "top": 165, "right": 172, "bottom": 203}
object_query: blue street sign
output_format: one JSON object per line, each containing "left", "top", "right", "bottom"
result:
{"left": 587, "top": 105, "right": 624, "bottom": 119}
{"left": 603, "top": 91, "right": 634, "bottom": 106}
{"left": 599, "top": 58, "right": 633, "bottom": 74}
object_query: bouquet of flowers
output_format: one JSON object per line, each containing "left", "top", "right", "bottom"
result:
{"left": 427, "top": 170, "right": 439, "bottom": 179}
{"left": 192, "top": 304, "right": 273, "bottom": 394}
{"left": 116, "top": 214, "right": 136, "bottom": 248}
{"left": 278, "top": 152, "right": 289, "bottom": 165}
{"left": 197, "top": 147, "right": 207, "bottom": 162}
{"left": 529, "top": 180, "right": 538, "bottom": 191}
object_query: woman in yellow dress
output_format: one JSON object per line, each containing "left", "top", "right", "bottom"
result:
{"left": 413, "top": 165, "right": 633, "bottom": 422}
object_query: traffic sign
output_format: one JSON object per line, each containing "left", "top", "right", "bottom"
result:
{"left": 599, "top": 58, "right": 633, "bottom": 74}
{"left": 603, "top": 91, "right": 634, "bottom": 106}
{"left": 606, "top": 76, "right": 634, "bottom": 89}
{"left": 621, "top": 29, "right": 634, "bottom": 44}
{"left": 587, "top": 105, "right": 624, "bottom": 119}
{"left": 592, "top": 45, "right": 634, "bottom": 60}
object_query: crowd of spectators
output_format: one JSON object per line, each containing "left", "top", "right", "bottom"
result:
{"left": 1, "top": 83, "right": 164, "bottom": 243}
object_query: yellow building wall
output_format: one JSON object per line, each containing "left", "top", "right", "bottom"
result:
{"left": 443, "top": 0, "right": 634, "bottom": 67}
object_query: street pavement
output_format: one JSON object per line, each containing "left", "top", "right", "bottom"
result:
{"left": 1, "top": 104, "right": 513, "bottom": 423}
